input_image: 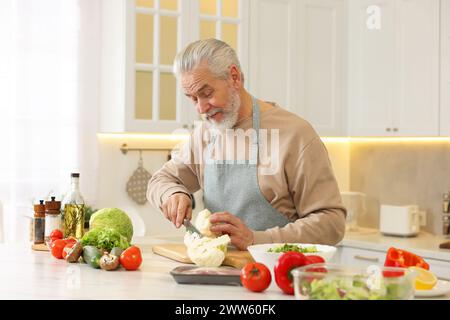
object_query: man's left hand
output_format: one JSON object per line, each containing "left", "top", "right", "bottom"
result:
{"left": 209, "top": 212, "right": 254, "bottom": 250}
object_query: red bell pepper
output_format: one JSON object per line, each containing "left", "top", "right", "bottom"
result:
{"left": 384, "top": 247, "right": 429, "bottom": 270}
{"left": 274, "top": 253, "right": 328, "bottom": 295}
{"left": 274, "top": 252, "right": 308, "bottom": 295}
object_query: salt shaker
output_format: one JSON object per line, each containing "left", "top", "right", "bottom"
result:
{"left": 44, "top": 196, "right": 61, "bottom": 245}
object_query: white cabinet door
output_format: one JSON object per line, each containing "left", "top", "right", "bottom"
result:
{"left": 339, "top": 246, "right": 387, "bottom": 267}
{"left": 248, "top": 0, "right": 346, "bottom": 136}
{"left": 348, "top": 0, "right": 440, "bottom": 137}
{"left": 296, "top": 0, "right": 346, "bottom": 136}
{"left": 441, "top": 0, "right": 450, "bottom": 136}
{"left": 100, "top": 0, "right": 194, "bottom": 133}
{"left": 348, "top": 0, "right": 396, "bottom": 136}
{"left": 394, "top": 0, "right": 440, "bottom": 136}
{"left": 248, "top": 0, "right": 298, "bottom": 109}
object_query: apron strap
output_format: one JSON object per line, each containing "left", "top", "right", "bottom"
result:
{"left": 250, "top": 96, "right": 260, "bottom": 165}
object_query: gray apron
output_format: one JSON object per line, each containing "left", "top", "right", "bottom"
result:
{"left": 203, "top": 97, "right": 290, "bottom": 231}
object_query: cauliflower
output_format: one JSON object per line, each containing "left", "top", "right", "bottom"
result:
{"left": 184, "top": 232, "right": 231, "bottom": 267}
{"left": 194, "top": 209, "right": 220, "bottom": 238}
{"left": 184, "top": 208, "right": 231, "bottom": 267}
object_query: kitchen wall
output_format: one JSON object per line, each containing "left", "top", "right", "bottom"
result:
{"left": 350, "top": 139, "right": 450, "bottom": 236}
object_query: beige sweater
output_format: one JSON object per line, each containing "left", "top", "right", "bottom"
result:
{"left": 147, "top": 104, "right": 347, "bottom": 245}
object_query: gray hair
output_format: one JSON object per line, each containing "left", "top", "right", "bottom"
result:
{"left": 173, "top": 38, "right": 244, "bottom": 82}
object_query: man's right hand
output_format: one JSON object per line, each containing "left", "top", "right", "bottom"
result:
{"left": 161, "top": 192, "right": 192, "bottom": 228}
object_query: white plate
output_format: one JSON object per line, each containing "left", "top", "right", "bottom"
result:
{"left": 414, "top": 280, "right": 450, "bottom": 298}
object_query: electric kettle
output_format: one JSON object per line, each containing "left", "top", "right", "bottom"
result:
{"left": 340, "top": 191, "right": 367, "bottom": 231}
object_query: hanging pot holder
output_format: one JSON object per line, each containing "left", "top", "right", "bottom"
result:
{"left": 126, "top": 152, "right": 152, "bottom": 205}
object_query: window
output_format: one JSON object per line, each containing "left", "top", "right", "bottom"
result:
{"left": 199, "top": 0, "right": 240, "bottom": 52}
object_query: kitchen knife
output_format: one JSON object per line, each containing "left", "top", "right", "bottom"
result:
{"left": 183, "top": 219, "right": 203, "bottom": 237}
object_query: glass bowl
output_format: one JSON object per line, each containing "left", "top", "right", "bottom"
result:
{"left": 292, "top": 263, "right": 416, "bottom": 300}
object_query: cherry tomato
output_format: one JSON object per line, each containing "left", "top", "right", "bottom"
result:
{"left": 120, "top": 246, "right": 142, "bottom": 271}
{"left": 62, "top": 242, "right": 75, "bottom": 260}
{"left": 51, "top": 239, "right": 68, "bottom": 259}
{"left": 240, "top": 262, "right": 272, "bottom": 292}
{"left": 49, "top": 229, "right": 63, "bottom": 240}
{"left": 274, "top": 252, "right": 308, "bottom": 295}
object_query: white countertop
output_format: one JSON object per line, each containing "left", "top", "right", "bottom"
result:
{"left": 1, "top": 231, "right": 448, "bottom": 300}
{"left": 340, "top": 227, "right": 450, "bottom": 262}
{"left": 0, "top": 236, "right": 290, "bottom": 300}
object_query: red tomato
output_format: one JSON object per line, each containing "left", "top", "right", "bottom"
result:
{"left": 49, "top": 229, "right": 63, "bottom": 240}
{"left": 120, "top": 246, "right": 142, "bottom": 271}
{"left": 51, "top": 239, "right": 68, "bottom": 259}
{"left": 62, "top": 243, "right": 75, "bottom": 260}
{"left": 274, "top": 252, "right": 308, "bottom": 295}
{"left": 240, "top": 262, "right": 272, "bottom": 292}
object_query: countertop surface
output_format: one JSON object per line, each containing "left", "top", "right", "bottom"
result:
{"left": 340, "top": 227, "right": 450, "bottom": 262}
{"left": 1, "top": 231, "right": 449, "bottom": 300}
{"left": 0, "top": 236, "right": 290, "bottom": 300}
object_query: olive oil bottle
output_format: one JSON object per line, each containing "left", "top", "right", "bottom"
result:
{"left": 63, "top": 173, "right": 85, "bottom": 239}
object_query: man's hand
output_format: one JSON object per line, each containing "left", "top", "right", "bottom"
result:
{"left": 161, "top": 193, "right": 192, "bottom": 228}
{"left": 209, "top": 212, "right": 254, "bottom": 250}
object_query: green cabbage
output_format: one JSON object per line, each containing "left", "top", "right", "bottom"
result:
{"left": 89, "top": 208, "right": 133, "bottom": 242}
{"left": 81, "top": 227, "right": 130, "bottom": 251}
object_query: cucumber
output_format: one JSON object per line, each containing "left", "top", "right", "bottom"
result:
{"left": 83, "top": 246, "right": 102, "bottom": 269}
{"left": 89, "top": 254, "right": 102, "bottom": 269}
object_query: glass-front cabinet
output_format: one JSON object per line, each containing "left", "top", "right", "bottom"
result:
{"left": 100, "top": 0, "right": 248, "bottom": 133}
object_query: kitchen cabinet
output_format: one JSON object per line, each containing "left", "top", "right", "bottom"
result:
{"left": 441, "top": 0, "right": 450, "bottom": 136}
{"left": 248, "top": 0, "right": 347, "bottom": 136}
{"left": 99, "top": 0, "right": 249, "bottom": 133}
{"left": 348, "top": 0, "right": 440, "bottom": 137}
{"left": 338, "top": 246, "right": 450, "bottom": 280}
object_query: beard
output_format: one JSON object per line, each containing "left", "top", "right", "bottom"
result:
{"left": 205, "top": 88, "right": 241, "bottom": 131}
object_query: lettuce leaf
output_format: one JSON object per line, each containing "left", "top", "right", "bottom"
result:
{"left": 81, "top": 227, "right": 130, "bottom": 250}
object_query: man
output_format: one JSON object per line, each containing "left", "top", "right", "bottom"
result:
{"left": 147, "top": 39, "right": 346, "bottom": 250}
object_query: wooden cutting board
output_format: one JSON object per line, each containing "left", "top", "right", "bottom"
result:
{"left": 31, "top": 243, "right": 50, "bottom": 251}
{"left": 152, "top": 243, "right": 254, "bottom": 269}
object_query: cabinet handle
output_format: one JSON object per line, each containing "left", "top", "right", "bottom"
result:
{"left": 393, "top": 128, "right": 399, "bottom": 132}
{"left": 182, "top": 124, "right": 188, "bottom": 129}
{"left": 354, "top": 255, "right": 379, "bottom": 262}
{"left": 386, "top": 128, "right": 391, "bottom": 132}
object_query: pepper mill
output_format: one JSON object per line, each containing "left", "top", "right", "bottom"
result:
{"left": 33, "top": 200, "right": 45, "bottom": 244}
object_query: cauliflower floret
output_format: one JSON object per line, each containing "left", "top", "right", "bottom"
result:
{"left": 184, "top": 232, "right": 231, "bottom": 267}
{"left": 194, "top": 209, "right": 220, "bottom": 238}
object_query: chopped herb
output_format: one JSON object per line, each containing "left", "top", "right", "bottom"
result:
{"left": 268, "top": 243, "right": 319, "bottom": 254}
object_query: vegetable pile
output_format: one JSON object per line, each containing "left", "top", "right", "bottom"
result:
{"left": 48, "top": 207, "right": 142, "bottom": 272}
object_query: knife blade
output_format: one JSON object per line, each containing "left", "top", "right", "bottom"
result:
{"left": 183, "top": 219, "right": 203, "bottom": 237}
